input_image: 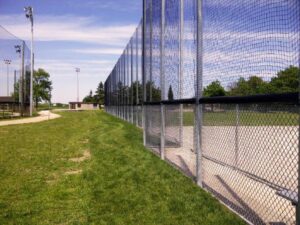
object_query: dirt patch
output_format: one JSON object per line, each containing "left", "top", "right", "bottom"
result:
{"left": 46, "top": 173, "right": 59, "bottom": 185}
{"left": 69, "top": 149, "right": 91, "bottom": 162}
{"left": 65, "top": 170, "right": 82, "bottom": 175}
{"left": 81, "top": 139, "right": 89, "bottom": 144}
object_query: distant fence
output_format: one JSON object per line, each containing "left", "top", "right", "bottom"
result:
{"left": 105, "top": 0, "right": 300, "bottom": 224}
{"left": 0, "top": 25, "right": 31, "bottom": 117}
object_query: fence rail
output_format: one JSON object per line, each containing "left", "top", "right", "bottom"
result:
{"left": 105, "top": 0, "right": 300, "bottom": 224}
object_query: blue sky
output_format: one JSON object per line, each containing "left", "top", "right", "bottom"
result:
{"left": 0, "top": 0, "right": 142, "bottom": 103}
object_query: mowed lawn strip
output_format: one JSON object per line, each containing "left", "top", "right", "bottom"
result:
{"left": 0, "top": 111, "right": 245, "bottom": 225}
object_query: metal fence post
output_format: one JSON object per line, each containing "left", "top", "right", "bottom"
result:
{"left": 131, "top": 39, "right": 134, "bottom": 124}
{"left": 20, "top": 41, "right": 25, "bottom": 116}
{"left": 142, "top": 0, "right": 147, "bottom": 146}
{"left": 160, "top": 0, "right": 165, "bottom": 160}
{"left": 136, "top": 29, "right": 139, "bottom": 127}
{"left": 196, "top": 0, "right": 203, "bottom": 187}
{"left": 297, "top": 64, "right": 300, "bottom": 225}
{"left": 160, "top": 104, "right": 165, "bottom": 160}
{"left": 235, "top": 104, "right": 240, "bottom": 169}
{"left": 149, "top": 0, "right": 153, "bottom": 102}
{"left": 179, "top": 0, "right": 184, "bottom": 148}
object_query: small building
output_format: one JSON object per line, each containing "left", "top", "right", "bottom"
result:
{"left": 69, "top": 102, "right": 99, "bottom": 110}
{"left": 0, "top": 97, "right": 20, "bottom": 118}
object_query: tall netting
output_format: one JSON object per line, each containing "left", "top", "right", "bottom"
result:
{"left": 104, "top": 20, "right": 144, "bottom": 126}
{"left": 201, "top": 1, "right": 300, "bottom": 224}
{"left": 104, "top": 0, "right": 300, "bottom": 224}
{"left": 0, "top": 25, "right": 31, "bottom": 118}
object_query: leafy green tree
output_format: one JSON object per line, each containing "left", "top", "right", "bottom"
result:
{"left": 145, "top": 81, "right": 161, "bottom": 102}
{"left": 83, "top": 90, "right": 94, "bottom": 103}
{"left": 228, "top": 76, "right": 269, "bottom": 96}
{"left": 94, "top": 81, "right": 105, "bottom": 107}
{"left": 203, "top": 80, "right": 226, "bottom": 97}
{"left": 269, "top": 66, "right": 299, "bottom": 93}
{"left": 168, "top": 85, "right": 174, "bottom": 101}
{"left": 130, "top": 81, "right": 143, "bottom": 105}
{"left": 33, "top": 68, "right": 53, "bottom": 108}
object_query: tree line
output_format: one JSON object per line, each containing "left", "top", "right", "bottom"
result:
{"left": 203, "top": 66, "right": 299, "bottom": 97}
{"left": 105, "top": 66, "right": 298, "bottom": 104}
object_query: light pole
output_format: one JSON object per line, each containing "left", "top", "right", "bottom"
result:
{"left": 4, "top": 59, "right": 11, "bottom": 96}
{"left": 24, "top": 6, "right": 34, "bottom": 116}
{"left": 75, "top": 68, "right": 80, "bottom": 102}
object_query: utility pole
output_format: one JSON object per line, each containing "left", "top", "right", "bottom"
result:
{"left": 24, "top": 6, "right": 34, "bottom": 116}
{"left": 4, "top": 59, "right": 11, "bottom": 96}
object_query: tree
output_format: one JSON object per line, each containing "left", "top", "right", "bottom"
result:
{"left": 145, "top": 81, "right": 161, "bottom": 102}
{"left": 168, "top": 85, "right": 174, "bottom": 101}
{"left": 203, "top": 80, "right": 226, "bottom": 97}
{"left": 228, "top": 76, "right": 269, "bottom": 96}
{"left": 130, "top": 81, "right": 143, "bottom": 105}
{"left": 83, "top": 90, "right": 94, "bottom": 103}
{"left": 33, "top": 68, "right": 52, "bottom": 108}
{"left": 269, "top": 66, "right": 299, "bottom": 93}
{"left": 94, "top": 82, "right": 105, "bottom": 106}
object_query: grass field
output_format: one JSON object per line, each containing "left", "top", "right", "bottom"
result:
{"left": 183, "top": 111, "right": 298, "bottom": 126}
{"left": 0, "top": 111, "right": 245, "bottom": 225}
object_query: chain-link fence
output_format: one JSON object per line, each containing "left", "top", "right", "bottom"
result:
{"left": 105, "top": 0, "right": 300, "bottom": 224}
{"left": 0, "top": 25, "right": 31, "bottom": 117}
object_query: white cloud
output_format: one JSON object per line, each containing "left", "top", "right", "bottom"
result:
{"left": 0, "top": 14, "right": 137, "bottom": 46}
{"left": 72, "top": 48, "right": 124, "bottom": 55}
{"left": 35, "top": 59, "right": 115, "bottom": 77}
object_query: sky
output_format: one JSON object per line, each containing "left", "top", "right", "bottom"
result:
{"left": 0, "top": 0, "right": 142, "bottom": 103}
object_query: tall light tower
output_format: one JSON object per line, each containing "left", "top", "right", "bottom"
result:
{"left": 24, "top": 6, "right": 34, "bottom": 116}
{"left": 75, "top": 68, "right": 80, "bottom": 102}
{"left": 4, "top": 59, "right": 11, "bottom": 96}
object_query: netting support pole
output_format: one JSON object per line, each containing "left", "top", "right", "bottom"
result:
{"left": 118, "top": 62, "right": 120, "bottom": 118}
{"left": 126, "top": 47, "right": 129, "bottom": 122}
{"left": 149, "top": 0, "right": 153, "bottom": 102}
{"left": 142, "top": 0, "right": 147, "bottom": 146}
{"left": 124, "top": 52, "right": 127, "bottom": 121}
{"left": 195, "top": 0, "right": 203, "bottom": 187}
{"left": 123, "top": 54, "right": 126, "bottom": 120}
{"left": 179, "top": 0, "right": 184, "bottom": 148}
{"left": 20, "top": 41, "right": 25, "bottom": 116}
{"left": 160, "top": 0, "right": 165, "bottom": 160}
{"left": 296, "top": 37, "right": 300, "bottom": 225}
{"left": 131, "top": 40, "right": 134, "bottom": 124}
{"left": 136, "top": 29, "right": 139, "bottom": 127}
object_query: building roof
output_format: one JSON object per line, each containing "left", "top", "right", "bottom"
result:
{"left": 69, "top": 102, "right": 99, "bottom": 104}
{"left": 0, "top": 96, "right": 15, "bottom": 103}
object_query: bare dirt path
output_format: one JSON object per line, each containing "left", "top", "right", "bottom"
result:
{"left": 0, "top": 110, "right": 61, "bottom": 127}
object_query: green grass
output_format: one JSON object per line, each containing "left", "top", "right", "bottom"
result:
{"left": 0, "top": 112, "right": 39, "bottom": 121}
{"left": 0, "top": 111, "right": 245, "bottom": 225}
{"left": 37, "top": 104, "right": 69, "bottom": 111}
{"left": 183, "top": 111, "right": 298, "bottom": 126}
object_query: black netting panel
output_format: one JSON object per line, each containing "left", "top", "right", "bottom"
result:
{"left": 164, "top": 0, "right": 180, "bottom": 101}
{"left": 202, "top": 0, "right": 300, "bottom": 96}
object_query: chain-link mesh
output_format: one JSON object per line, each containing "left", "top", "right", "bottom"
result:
{"left": 104, "top": 0, "right": 300, "bottom": 224}
{"left": 202, "top": 102, "right": 299, "bottom": 224}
